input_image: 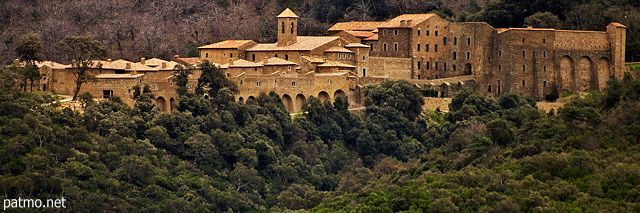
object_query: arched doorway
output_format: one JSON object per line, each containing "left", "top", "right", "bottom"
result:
{"left": 156, "top": 97, "right": 167, "bottom": 112}
{"left": 282, "top": 94, "right": 293, "bottom": 112}
{"left": 318, "top": 91, "right": 330, "bottom": 102}
{"left": 334, "top": 90, "right": 347, "bottom": 102}
{"left": 578, "top": 56, "right": 594, "bottom": 91}
{"left": 559, "top": 56, "right": 575, "bottom": 91}
{"left": 169, "top": 97, "right": 176, "bottom": 112}
{"left": 238, "top": 97, "right": 244, "bottom": 103}
{"left": 295, "top": 94, "right": 306, "bottom": 112}
{"left": 464, "top": 63, "right": 472, "bottom": 75}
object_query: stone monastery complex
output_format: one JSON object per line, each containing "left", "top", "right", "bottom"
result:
{"left": 33, "top": 8, "right": 627, "bottom": 112}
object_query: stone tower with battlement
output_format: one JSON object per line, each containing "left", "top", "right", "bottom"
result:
{"left": 277, "top": 8, "right": 298, "bottom": 47}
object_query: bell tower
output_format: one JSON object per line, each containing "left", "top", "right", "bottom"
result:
{"left": 277, "top": 8, "right": 298, "bottom": 47}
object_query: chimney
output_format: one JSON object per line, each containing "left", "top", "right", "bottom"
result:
{"left": 400, "top": 20, "right": 405, "bottom": 26}
{"left": 140, "top": 58, "right": 146, "bottom": 65}
{"left": 263, "top": 57, "right": 268, "bottom": 64}
{"left": 126, "top": 63, "right": 131, "bottom": 69}
{"left": 406, "top": 20, "right": 412, "bottom": 26}
{"left": 161, "top": 62, "right": 167, "bottom": 69}
{"left": 173, "top": 55, "right": 180, "bottom": 59}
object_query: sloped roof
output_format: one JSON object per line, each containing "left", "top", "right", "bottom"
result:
{"left": 174, "top": 57, "right": 202, "bottom": 66}
{"left": 345, "top": 43, "right": 370, "bottom": 48}
{"left": 247, "top": 36, "right": 339, "bottom": 51}
{"left": 363, "top": 34, "right": 378, "bottom": 41}
{"left": 301, "top": 56, "right": 325, "bottom": 63}
{"left": 328, "top": 21, "right": 384, "bottom": 32}
{"left": 379, "top": 14, "right": 436, "bottom": 28}
{"left": 609, "top": 22, "right": 627, "bottom": 28}
{"left": 264, "top": 57, "right": 297, "bottom": 66}
{"left": 277, "top": 8, "right": 298, "bottom": 18}
{"left": 325, "top": 46, "right": 354, "bottom": 53}
{"left": 35, "top": 61, "right": 70, "bottom": 69}
{"left": 227, "top": 59, "right": 263, "bottom": 68}
{"left": 344, "top": 30, "right": 375, "bottom": 38}
{"left": 198, "top": 40, "right": 256, "bottom": 49}
{"left": 315, "top": 72, "right": 349, "bottom": 76}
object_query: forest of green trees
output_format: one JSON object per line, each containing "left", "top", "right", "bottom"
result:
{"left": 2, "top": 54, "right": 640, "bottom": 211}
{"left": 1, "top": 0, "right": 639, "bottom": 65}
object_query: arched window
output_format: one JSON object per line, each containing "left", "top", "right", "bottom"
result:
{"left": 383, "top": 43, "right": 387, "bottom": 51}
{"left": 362, "top": 68, "right": 367, "bottom": 77}
{"left": 291, "top": 81, "right": 296, "bottom": 87}
{"left": 281, "top": 22, "right": 285, "bottom": 33}
{"left": 230, "top": 53, "right": 233, "bottom": 58}
{"left": 394, "top": 43, "right": 398, "bottom": 51}
{"left": 417, "top": 43, "right": 421, "bottom": 52}
{"left": 256, "top": 81, "right": 261, "bottom": 87}
{"left": 290, "top": 22, "right": 294, "bottom": 34}
{"left": 285, "top": 54, "right": 289, "bottom": 60}
{"left": 328, "top": 79, "right": 332, "bottom": 85}
{"left": 205, "top": 53, "right": 209, "bottom": 58}
{"left": 252, "top": 54, "right": 256, "bottom": 61}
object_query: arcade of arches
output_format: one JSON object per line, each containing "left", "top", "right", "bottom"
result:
{"left": 237, "top": 90, "right": 350, "bottom": 112}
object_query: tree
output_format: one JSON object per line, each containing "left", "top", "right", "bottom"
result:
{"left": 59, "top": 35, "right": 107, "bottom": 100}
{"left": 14, "top": 33, "right": 42, "bottom": 92}
{"left": 364, "top": 80, "right": 424, "bottom": 119}
{"left": 173, "top": 64, "right": 194, "bottom": 97}
{"left": 523, "top": 12, "right": 562, "bottom": 29}
{"left": 195, "top": 60, "right": 238, "bottom": 108}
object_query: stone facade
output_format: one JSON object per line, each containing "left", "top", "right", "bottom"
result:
{"left": 30, "top": 9, "right": 627, "bottom": 112}
{"left": 338, "top": 13, "right": 626, "bottom": 100}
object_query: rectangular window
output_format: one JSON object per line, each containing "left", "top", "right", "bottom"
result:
{"left": 443, "top": 37, "right": 447, "bottom": 45}
{"left": 453, "top": 64, "right": 457, "bottom": 71}
{"left": 417, "top": 61, "right": 421, "bottom": 69}
{"left": 435, "top": 62, "right": 439, "bottom": 70}
{"left": 543, "top": 66, "right": 547, "bottom": 72}
{"left": 417, "top": 44, "right": 421, "bottom": 52}
{"left": 426, "top": 62, "right": 430, "bottom": 70}
{"left": 499, "top": 50, "right": 502, "bottom": 57}
{"left": 426, "top": 31, "right": 430, "bottom": 36}
{"left": 522, "top": 80, "right": 526, "bottom": 86}
{"left": 444, "top": 63, "right": 447, "bottom": 71}
{"left": 466, "top": 52, "right": 470, "bottom": 60}
{"left": 454, "top": 37, "right": 458, "bottom": 45}
{"left": 435, "top": 31, "right": 439, "bottom": 36}
{"left": 102, "top": 90, "right": 113, "bottom": 99}
{"left": 543, "top": 51, "right": 547, "bottom": 58}
{"left": 426, "top": 44, "right": 430, "bottom": 52}
{"left": 523, "top": 64, "right": 526, "bottom": 71}
{"left": 453, "top": 52, "right": 457, "bottom": 60}
{"left": 417, "top": 30, "right": 421, "bottom": 36}
{"left": 434, "top": 44, "right": 438, "bottom": 52}
{"left": 522, "top": 50, "right": 526, "bottom": 58}
{"left": 467, "top": 37, "right": 471, "bottom": 45}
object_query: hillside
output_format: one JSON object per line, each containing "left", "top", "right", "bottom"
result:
{"left": 2, "top": 59, "right": 640, "bottom": 211}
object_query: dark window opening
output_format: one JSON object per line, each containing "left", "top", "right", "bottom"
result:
{"left": 103, "top": 90, "right": 113, "bottom": 99}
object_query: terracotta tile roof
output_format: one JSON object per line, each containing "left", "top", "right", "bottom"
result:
{"left": 174, "top": 57, "right": 202, "bottom": 66}
{"left": 246, "top": 36, "right": 339, "bottom": 51}
{"left": 344, "top": 30, "right": 374, "bottom": 38}
{"left": 379, "top": 14, "right": 436, "bottom": 28}
{"left": 325, "top": 46, "right": 354, "bottom": 53}
{"left": 317, "top": 61, "right": 356, "bottom": 68}
{"left": 609, "top": 22, "right": 627, "bottom": 28}
{"left": 35, "top": 61, "right": 70, "bottom": 69}
{"left": 363, "top": 34, "right": 378, "bottom": 41}
{"left": 345, "top": 43, "right": 370, "bottom": 48}
{"left": 141, "top": 58, "right": 180, "bottom": 70}
{"left": 226, "top": 59, "right": 263, "bottom": 68}
{"left": 95, "top": 73, "right": 144, "bottom": 79}
{"left": 198, "top": 40, "right": 257, "bottom": 49}
{"left": 301, "top": 56, "right": 325, "bottom": 63}
{"left": 96, "top": 59, "right": 132, "bottom": 70}
{"left": 264, "top": 57, "right": 297, "bottom": 66}
{"left": 277, "top": 8, "right": 298, "bottom": 18}
{"left": 328, "top": 21, "right": 384, "bottom": 32}
{"left": 315, "top": 72, "right": 349, "bottom": 76}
